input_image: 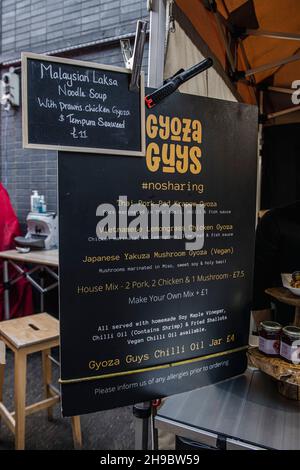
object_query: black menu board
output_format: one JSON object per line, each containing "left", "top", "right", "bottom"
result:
{"left": 22, "top": 52, "right": 145, "bottom": 156}
{"left": 59, "top": 91, "right": 258, "bottom": 416}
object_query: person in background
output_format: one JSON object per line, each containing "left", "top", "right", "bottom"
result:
{"left": 252, "top": 200, "right": 300, "bottom": 328}
{"left": 0, "top": 183, "right": 33, "bottom": 320}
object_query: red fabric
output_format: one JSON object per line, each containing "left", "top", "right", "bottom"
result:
{"left": 0, "top": 183, "right": 33, "bottom": 320}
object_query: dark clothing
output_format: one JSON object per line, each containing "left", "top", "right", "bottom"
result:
{"left": 252, "top": 201, "right": 300, "bottom": 322}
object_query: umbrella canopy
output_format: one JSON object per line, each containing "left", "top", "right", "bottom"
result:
{"left": 175, "top": 0, "right": 300, "bottom": 123}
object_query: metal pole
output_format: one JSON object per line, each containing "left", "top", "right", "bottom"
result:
{"left": 246, "top": 29, "right": 300, "bottom": 41}
{"left": 256, "top": 91, "right": 264, "bottom": 221}
{"left": 135, "top": 0, "right": 168, "bottom": 451}
{"left": 214, "top": 11, "right": 236, "bottom": 73}
{"left": 267, "top": 86, "right": 294, "bottom": 95}
{"left": 133, "top": 402, "right": 152, "bottom": 450}
{"left": 238, "top": 39, "right": 257, "bottom": 104}
{"left": 245, "top": 53, "right": 300, "bottom": 77}
{"left": 267, "top": 105, "right": 300, "bottom": 120}
{"left": 40, "top": 267, "right": 45, "bottom": 312}
{"left": 147, "top": 0, "right": 167, "bottom": 87}
{"left": 3, "top": 260, "right": 10, "bottom": 320}
{"left": 151, "top": 405, "right": 159, "bottom": 450}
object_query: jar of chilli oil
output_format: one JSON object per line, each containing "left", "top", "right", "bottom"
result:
{"left": 258, "top": 321, "right": 282, "bottom": 357}
{"left": 280, "top": 326, "right": 300, "bottom": 364}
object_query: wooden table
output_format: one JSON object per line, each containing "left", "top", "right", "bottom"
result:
{"left": 0, "top": 249, "right": 58, "bottom": 268}
{"left": 0, "top": 249, "right": 59, "bottom": 320}
{"left": 265, "top": 287, "right": 300, "bottom": 326}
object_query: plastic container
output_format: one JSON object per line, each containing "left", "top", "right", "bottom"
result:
{"left": 30, "top": 190, "right": 40, "bottom": 212}
{"left": 38, "top": 195, "right": 47, "bottom": 213}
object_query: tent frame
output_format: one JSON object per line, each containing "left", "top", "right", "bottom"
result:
{"left": 202, "top": 1, "right": 300, "bottom": 122}
{"left": 267, "top": 86, "right": 294, "bottom": 95}
{"left": 267, "top": 104, "right": 300, "bottom": 120}
{"left": 156, "top": 2, "right": 300, "bottom": 123}
{"left": 245, "top": 52, "right": 300, "bottom": 77}
{"left": 246, "top": 29, "right": 300, "bottom": 41}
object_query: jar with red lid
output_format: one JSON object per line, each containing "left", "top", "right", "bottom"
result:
{"left": 280, "top": 326, "right": 300, "bottom": 364}
{"left": 258, "top": 321, "right": 282, "bottom": 356}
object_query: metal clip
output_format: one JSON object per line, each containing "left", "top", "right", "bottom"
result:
{"left": 169, "top": 0, "right": 176, "bottom": 33}
{"left": 120, "top": 20, "right": 148, "bottom": 92}
{"left": 130, "top": 20, "right": 148, "bottom": 92}
{"left": 120, "top": 39, "right": 133, "bottom": 70}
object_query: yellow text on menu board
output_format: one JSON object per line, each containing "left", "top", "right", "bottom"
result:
{"left": 146, "top": 114, "right": 203, "bottom": 175}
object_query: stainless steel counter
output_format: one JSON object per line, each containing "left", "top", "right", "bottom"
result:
{"left": 156, "top": 369, "right": 300, "bottom": 450}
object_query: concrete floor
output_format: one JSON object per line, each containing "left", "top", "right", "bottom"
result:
{"left": 0, "top": 350, "right": 135, "bottom": 450}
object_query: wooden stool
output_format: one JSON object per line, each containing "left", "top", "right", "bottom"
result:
{"left": 0, "top": 313, "right": 82, "bottom": 450}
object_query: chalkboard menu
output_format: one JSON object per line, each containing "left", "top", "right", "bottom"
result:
{"left": 22, "top": 52, "right": 145, "bottom": 156}
{"left": 59, "top": 91, "right": 258, "bottom": 416}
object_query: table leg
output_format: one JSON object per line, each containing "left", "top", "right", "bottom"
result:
{"left": 42, "top": 348, "right": 53, "bottom": 421}
{"left": 3, "top": 261, "right": 10, "bottom": 320}
{"left": 294, "top": 307, "right": 300, "bottom": 327}
{"left": 0, "top": 362, "right": 4, "bottom": 430}
{"left": 71, "top": 416, "right": 82, "bottom": 449}
{"left": 14, "top": 350, "right": 27, "bottom": 450}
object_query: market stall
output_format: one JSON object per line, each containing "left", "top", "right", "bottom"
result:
{"left": 152, "top": 0, "right": 300, "bottom": 450}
